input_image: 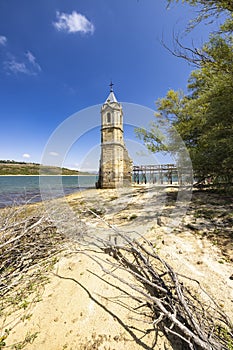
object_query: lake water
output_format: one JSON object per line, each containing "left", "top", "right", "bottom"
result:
{"left": 0, "top": 175, "right": 98, "bottom": 208}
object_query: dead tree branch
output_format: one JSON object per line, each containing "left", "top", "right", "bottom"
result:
{"left": 0, "top": 205, "right": 66, "bottom": 301}
{"left": 161, "top": 32, "right": 213, "bottom": 67}
{"left": 77, "top": 212, "right": 233, "bottom": 350}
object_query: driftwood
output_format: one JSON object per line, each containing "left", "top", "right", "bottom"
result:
{"left": 0, "top": 201, "right": 232, "bottom": 349}
{"left": 78, "top": 210, "right": 233, "bottom": 350}
{"left": 0, "top": 204, "right": 65, "bottom": 301}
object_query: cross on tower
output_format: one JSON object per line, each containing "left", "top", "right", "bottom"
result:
{"left": 109, "top": 81, "right": 114, "bottom": 92}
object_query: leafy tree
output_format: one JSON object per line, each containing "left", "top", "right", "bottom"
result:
{"left": 183, "top": 35, "right": 233, "bottom": 182}
{"left": 167, "top": 0, "right": 233, "bottom": 18}
{"left": 137, "top": 2, "right": 233, "bottom": 184}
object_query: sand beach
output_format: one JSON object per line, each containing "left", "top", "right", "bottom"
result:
{"left": 1, "top": 185, "right": 233, "bottom": 349}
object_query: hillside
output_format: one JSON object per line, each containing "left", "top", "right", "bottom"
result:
{"left": 0, "top": 160, "right": 89, "bottom": 175}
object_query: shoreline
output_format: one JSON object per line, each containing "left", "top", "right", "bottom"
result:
{"left": 0, "top": 175, "right": 97, "bottom": 209}
{"left": 0, "top": 174, "right": 97, "bottom": 176}
{"left": 0, "top": 186, "right": 97, "bottom": 210}
{"left": 0, "top": 182, "right": 182, "bottom": 209}
{"left": 2, "top": 185, "right": 233, "bottom": 349}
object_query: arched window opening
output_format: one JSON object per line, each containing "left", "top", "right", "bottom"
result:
{"left": 107, "top": 112, "right": 111, "bottom": 123}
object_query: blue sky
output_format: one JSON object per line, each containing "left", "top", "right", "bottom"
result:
{"left": 0, "top": 0, "right": 219, "bottom": 170}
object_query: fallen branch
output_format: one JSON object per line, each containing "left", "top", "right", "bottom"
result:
{"left": 0, "top": 205, "right": 65, "bottom": 300}
{"left": 77, "top": 209, "right": 233, "bottom": 350}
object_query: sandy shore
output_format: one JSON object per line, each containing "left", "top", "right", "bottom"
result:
{"left": 1, "top": 185, "right": 233, "bottom": 349}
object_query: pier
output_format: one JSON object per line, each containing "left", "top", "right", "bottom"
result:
{"left": 133, "top": 164, "right": 178, "bottom": 185}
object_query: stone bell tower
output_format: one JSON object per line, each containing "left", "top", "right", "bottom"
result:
{"left": 97, "top": 83, "right": 132, "bottom": 189}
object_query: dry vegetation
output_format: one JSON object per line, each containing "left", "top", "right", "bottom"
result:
{"left": 0, "top": 204, "right": 66, "bottom": 349}
{"left": 0, "top": 187, "right": 232, "bottom": 349}
{"left": 78, "top": 202, "right": 233, "bottom": 350}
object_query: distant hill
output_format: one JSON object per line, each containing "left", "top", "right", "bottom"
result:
{"left": 0, "top": 160, "right": 91, "bottom": 175}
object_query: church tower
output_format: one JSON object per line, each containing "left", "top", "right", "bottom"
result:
{"left": 97, "top": 84, "right": 132, "bottom": 189}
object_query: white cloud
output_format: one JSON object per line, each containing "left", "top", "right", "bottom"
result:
{"left": 0, "top": 35, "right": 7, "bottom": 46}
{"left": 25, "top": 51, "right": 41, "bottom": 72}
{"left": 23, "top": 153, "right": 31, "bottom": 159}
{"left": 53, "top": 11, "right": 94, "bottom": 34}
{"left": 4, "top": 52, "right": 41, "bottom": 75}
{"left": 25, "top": 51, "right": 36, "bottom": 64}
{"left": 49, "top": 151, "right": 59, "bottom": 157}
{"left": 4, "top": 59, "right": 30, "bottom": 74}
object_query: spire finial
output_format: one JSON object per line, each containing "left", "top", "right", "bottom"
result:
{"left": 109, "top": 80, "right": 114, "bottom": 92}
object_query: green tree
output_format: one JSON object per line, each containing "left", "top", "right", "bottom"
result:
{"left": 167, "top": 0, "right": 233, "bottom": 17}
{"left": 137, "top": 2, "right": 233, "bottom": 184}
{"left": 183, "top": 35, "right": 233, "bottom": 182}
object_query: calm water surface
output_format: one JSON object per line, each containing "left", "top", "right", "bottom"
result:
{"left": 0, "top": 175, "right": 98, "bottom": 208}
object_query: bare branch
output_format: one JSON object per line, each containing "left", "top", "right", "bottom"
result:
{"left": 78, "top": 209, "right": 233, "bottom": 350}
{"left": 161, "top": 32, "right": 213, "bottom": 67}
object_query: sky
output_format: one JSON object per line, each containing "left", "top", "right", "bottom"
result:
{"left": 0, "top": 0, "right": 220, "bottom": 171}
